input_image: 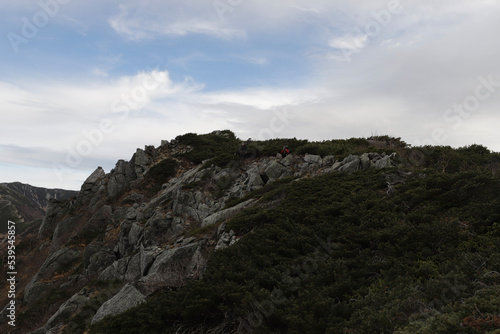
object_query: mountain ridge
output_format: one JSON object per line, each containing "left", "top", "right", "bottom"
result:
{"left": 1, "top": 131, "right": 499, "bottom": 334}
{"left": 0, "top": 182, "right": 78, "bottom": 234}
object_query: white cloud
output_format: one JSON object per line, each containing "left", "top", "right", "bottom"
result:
{"left": 198, "top": 87, "right": 325, "bottom": 110}
{"left": 328, "top": 35, "right": 368, "bottom": 51}
{"left": 4, "top": 0, "right": 500, "bottom": 190}
{"left": 108, "top": 4, "right": 245, "bottom": 41}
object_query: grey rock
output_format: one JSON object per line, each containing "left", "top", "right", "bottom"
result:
{"left": 125, "top": 253, "right": 142, "bottom": 282}
{"left": 331, "top": 161, "right": 343, "bottom": 171}
{"left": 360, "top": 153, "right": 371, "bottom": 170}
{"left": 115, "top": 219, "right": 133, "bottom": 257}
{"left": 108, "top": 173, "right": 127, "bottom": 198}
{"left": 264, "top": 161, "right": 290, "bottom": 181}
{"left": 81, "top": 167, "right": 105, "bottom": 192}
{"left": 215, "top": 230, "right": 238, "bottom": 250}
{"left": 304, "top": 154, "right": 322, "bottom": 165}
{"left": 134, "top": 149, "right": 151, "bottom": 176}
{"left": 138, "top": 242, "right": 205, "bottom": 293}
{"left": 98, "top": 257, "right": 129, "bottom": 282}
{"left": 60, "top": 274, "right": 88, "bottom": 290}
{"left": 281, "top": 154, "right": 295, "bottom": 167}
{"left": 38, "top": 201, "right": 65, "bottom": 239}
{"left": 126, "top": 206, "right": 138, "bottom": 220}
{"left": 84, "top": 240, "right": 101, "bottom": 258}
{"left": 202, "top": 199, "right": 257, "bottom": 227}
{"left": 182, "top": 237, "right": 197, "bottom": 245}
{"left": 128, "top": 223, "right": 143, "bottom": 247}
{"left": 375, "top": 155, "right": 394, "bottom": 169}
{"left": 91, "top": 284, "right": 145, "bottom": 324}
{"left": 247, "top": 172, "right": 265, "bottom": 191}
{"left": 217, "top": 222, "right": 226, "bottom": 238}
{"left": 343, "top": 155, "right": 360, "bottom": 164}
{"left": 337, "top": 155, "right": 361, "bottom": 173}
{"left": 140, "top": 245, "right": 157, "bottom": 276}
{"left": 87, "top": 246, "right": 116, "bottom": 277}
{"left": 323, "top": 155, "right": 336, "bottom": 166}
{"left": 121, "top": 192, "right": 144, "bottom": 205}
{"left": 78, "top": 205, "right": 112, "bottom": 239}
{"left": 51, "top": 216, "right": 80, "bottom": 248}
{"left": 114, "top": 159, "right": 128, "bottom": 174}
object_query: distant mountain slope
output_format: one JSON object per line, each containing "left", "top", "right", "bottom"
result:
{"left": 0, "top": 182, "right": 78, "bottom": 233}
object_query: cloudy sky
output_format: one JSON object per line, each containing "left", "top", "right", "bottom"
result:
{"left": 1, "top": 0, "right": 500, "bottom": 190}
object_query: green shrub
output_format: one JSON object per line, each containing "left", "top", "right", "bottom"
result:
{"left": 143, "top": 158, "right": 178, "bottom": 192}
{"left": 176, "top": 130, "right": 240, "bottom": 165}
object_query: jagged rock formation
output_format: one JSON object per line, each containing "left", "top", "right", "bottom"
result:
{"left": 0, "top": 133, "right": 399, "bottom": 334}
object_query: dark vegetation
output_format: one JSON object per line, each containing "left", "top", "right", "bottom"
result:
{"left": 90, "top": 132, "right": 500, "bottom": 334}
{"left": 174, "top": 131, "right": 409, "bottom": 169}
{"left": 142, "top": 158, "right": 178, "bottom": 193}
{"left": 175, "top": 130, "right": 240, "bottom": 167}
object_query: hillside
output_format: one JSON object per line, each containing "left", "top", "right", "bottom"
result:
{"left": 1, "top": 131, "right": 499, "bottom": 334}
{"left": 0, "top": 183, "right": 78, "bottom": 234}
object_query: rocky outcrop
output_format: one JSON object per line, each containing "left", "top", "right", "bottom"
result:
{"left": 202, "top": 199, "right": 257, "bottom": 227}
{"left": 215, "top": 226, "right": 238, "bottom": 250}
{"left": 322, "top": 152, "right": 395, "bottom": 174}
{"left": 91, "top": 284, "right": 145, "bottom": 324}
{"left": 38, "top": 200, "right": 66, "bottom": 239}
{"left": 264, "top": 161, "right": 291, "bottom": 181}
{"left": 85, "top": 242, "right": 116, "bottom": 278}
{"left": 108, "top": 160, "right": 134, "bottom": 198}
{"left": 81, "top": 167, "right": 105, "bottom": 194}
{"left": 138, "top": 241, "right": 206, "bottom": 295}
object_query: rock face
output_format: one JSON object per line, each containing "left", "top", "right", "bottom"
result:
{"left": 91, "top": 284, "right": 145, "bottom": 324}
{"left": 81, "top": 167, "right": 106, "bottom": 193}
{"left": 2, "top": 136, "right": 400, "bottom": 333}
{"left": 138, "top": 241, "right": 206, "bottom": 294}
{"left": 202, "top": 199, "right": 257, "bottom": 227}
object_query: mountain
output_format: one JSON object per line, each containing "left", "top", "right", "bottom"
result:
{"left": 0, "top": 131, "right": 499, "bottom": 334}
{"left": 0, "top": 182, "right": 78, "bottom": 233}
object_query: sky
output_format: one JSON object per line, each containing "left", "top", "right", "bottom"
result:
{"left": 1, "top": 0, "right": 500, "bottom": 190}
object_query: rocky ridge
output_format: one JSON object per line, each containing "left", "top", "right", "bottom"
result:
{"left": 0, "top": 135, "right": 399, "bottom": 334}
